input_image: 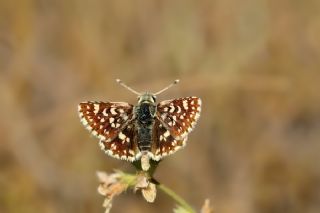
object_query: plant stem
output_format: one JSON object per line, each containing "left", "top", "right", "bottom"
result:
{"left": 158, "top": 183, "right": 196, "bottom": 213}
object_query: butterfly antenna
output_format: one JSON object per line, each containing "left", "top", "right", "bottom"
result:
{"left": 154, "top": 79, "right": 180, "bottom": 95}
{"left": 116, "top": 79, "right": 141, "bottom": 95}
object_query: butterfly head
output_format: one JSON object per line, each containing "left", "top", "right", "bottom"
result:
{"left": 137, "top": 93, "right": 156, "bottom": 104}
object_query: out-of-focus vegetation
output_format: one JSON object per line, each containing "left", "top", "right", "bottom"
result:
{"left": 1, "top": 0, "right": 320, "bottom": 212}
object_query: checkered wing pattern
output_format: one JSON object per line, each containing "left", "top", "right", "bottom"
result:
{"left": 78, "top": 101, "right": 138, "bottom": 161}
{"left": 153, "top": 97, "right": 201, "bottom": 158}
{"left": 99, "top": 121, "right": 138, "bottom": 161}
{"left": 151, "top": 119, "right": 188, "bottom": 160}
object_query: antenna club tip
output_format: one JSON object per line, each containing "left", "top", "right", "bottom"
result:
{"left": 116, "top": 79, "right": 121, "bottom": 83}
{"left": 174, "top": 79, "right": 180, "bottom": 84}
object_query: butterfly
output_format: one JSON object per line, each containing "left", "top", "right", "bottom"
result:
{"left": 78, "top": 79, "right": 201, "bottom": 171}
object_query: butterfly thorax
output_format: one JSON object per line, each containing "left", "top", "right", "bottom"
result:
{"left": 135, "top": 93, "right": 157, "bottom": 151}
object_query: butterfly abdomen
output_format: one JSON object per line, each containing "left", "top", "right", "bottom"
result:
{"left": 136, "top": 102, "right": 156, "bottom": 151}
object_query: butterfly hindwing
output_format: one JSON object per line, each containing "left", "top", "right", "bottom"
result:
{"left": 151, "top": 119, "right": 187, "bottom": 160}
{"left": 99, "top": 121, "right": 139, "bottom": 161}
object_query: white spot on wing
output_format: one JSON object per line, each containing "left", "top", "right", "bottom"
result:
{"left": 195, "top": 113, "right": 200, "bottom": 120}
{"left": 94, "top": 104, "right": 99, "bottom": 114}
{"left": 176, "top": 106, "right": 181, "bottom": 113}
{"left": 111, "top": 143, "right": 116, "bottom": 149}
{"left": 99, "top": 135, "right": 106, "bottom": 141}
{"left": 86, "top": 125, "right": 92, "bottom": 131}
{"left": 164, "top": 130, "right": 170, "bottom": 138}
{"left": 110, "top": 108, "right": 117, "bottom": 115}
{"left": 119, "top": 132, "right": 126, "bottom": 140}
{"left": 81, "top": 118, "right": 88, "bottom": 126}
{"left": 99, "top": 141, "right": 105, "bottom": 149}
{"left": 169, "top": 106, "right": 175, "bottom": 113}
{"left": 183, "top": 100, "right": 188, "bottom": 110}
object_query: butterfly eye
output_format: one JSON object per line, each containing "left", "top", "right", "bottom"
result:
{"left": 152, "top": 96, "right": 156, "bottom": 102}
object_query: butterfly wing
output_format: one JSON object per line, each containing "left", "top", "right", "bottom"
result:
{"left": 78, "top": 101, "right": 139, "bottom": 161}
{"left": 150, "top": 119, "right": 188, "bottom": 160}
{"left": 156, "top": 97, "right": 201, "bottom": 139}
{"left": 151, "top": 97, "right": 201, "bottom": 160}
{"left": 99, "top": 121, "right": 139, "bottom": 161}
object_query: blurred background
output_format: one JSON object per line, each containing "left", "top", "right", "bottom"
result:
{"left": 1, "top": 0, "right": 320, "bottom": 212}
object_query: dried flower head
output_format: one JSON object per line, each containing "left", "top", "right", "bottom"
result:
{"left": 96, "top": 170, "right": 157, "bottom": 212}
{"left": 134, "top": 172, "right": 157, "bottom": 202}
{"left": 96, "top": 171, "right": 129, "bottom": 213}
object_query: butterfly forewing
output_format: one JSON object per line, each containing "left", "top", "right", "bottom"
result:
{"left": 156, "top": 97, "right": 201, "bottom": 139}
{"left": 78, "top": 101, "right": 134, "bottom": 142}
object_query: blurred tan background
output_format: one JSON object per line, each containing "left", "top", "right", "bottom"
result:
{"left": 1, "top": 0, "right": 320, "bottom": 212}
